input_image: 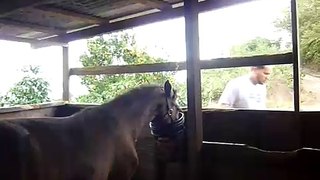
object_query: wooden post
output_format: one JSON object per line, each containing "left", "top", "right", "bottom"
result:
{"left": 62, "top": 45, "right": 70, "bottom": 101}
{"left": 291, "top": 0, "right": 300, "bottom": 112}
{"left": 184, "top": 0, "right": 203, "bottom": 179}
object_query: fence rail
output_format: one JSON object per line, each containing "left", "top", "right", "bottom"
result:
{"left": 69, "top": 52, "right": 293, "bottom": 76}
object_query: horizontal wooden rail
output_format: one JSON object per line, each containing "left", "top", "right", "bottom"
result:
{"left": 70, "top": 52, "right": 292, "bottom": 76}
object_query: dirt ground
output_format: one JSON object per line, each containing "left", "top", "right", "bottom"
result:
{"left": 267, "top": 70, "right": 320, "bottom": 111}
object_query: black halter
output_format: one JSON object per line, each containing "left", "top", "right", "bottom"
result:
{"left": 149, "top": 87, "right": 185, "bottom": 140}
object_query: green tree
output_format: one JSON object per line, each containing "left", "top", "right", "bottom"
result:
{"left": 174, "top": 37, "right": 291, "bottom": 107}
{"left": 230, "top": 37, "right": 293, "bottom": 88}
{"left": 274, "top": 0, "right": 320, "bottom": 68}
{"left": 230, "top": 37, "right": 283, "bottom": 57}
{"left": 76, "top": 32, "right": 176, "bottom": 104}
{"left": 1, "top": 66, "right": 50, "bottom": 107}
{"left": 194, "top": 37, "right": 292, "bottom": 108}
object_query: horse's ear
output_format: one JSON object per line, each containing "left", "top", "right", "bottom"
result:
{"left": 164, "top": 80, "right": 172, "bottom": 98}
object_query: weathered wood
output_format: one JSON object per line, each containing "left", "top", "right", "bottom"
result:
{"left": 0, "top": 108, "right": 57, "bottom": 119}
{"left": 70, "top": 61, "right": 186, "bottom": 76}
{"left": 69, "top": 53, "right": 292, "bottom": 76}
{"left": 300, "top": 112, "right": 320, "bottom": 149}
{"left": 133, "top": 0, "right": 172, "bottom": 10}
{"left": 62, "top": 46, "right": 70, "bottom": 101}
{"left": 2, "top": 103, "right": 320, "bottom": 151}
{"left": 184, "top": 0, "right": 202, "bottom": 180}
{"left": 0, "top": 102, "right": 65, "bottom": 119}
{"left": 291, "top": 0, "right": 301, "bottom": 112}
{"left": 201, "top": 143, "right": 320, "bottom": 180}
{"left": 201, "top": 0, "right": 258, "bottom": 12}
{"left": 31, "top": 0, "right": 258, "bottom": 47}
{"left": 201, "top": 52, "right": 292, "bottom": 69}
{"left": 0, "top": 18, "right": 65, "bottom": 34}
{"left": 0, "top": 0, "right": 43, "bottom": 15}
{"left": 201, "top": 110, "right": 301, "bottom": 151}
{"left": 0, "top": 102, "right": 65, "bottom": 114}
{"left": 35, "top": 5, "right": 107, "bottom": 24}
{"left": 1, "top": 104, "right": 320, "bottom": 180}
{"left": 0, "top": 34, "right": 37, "bottom": 43}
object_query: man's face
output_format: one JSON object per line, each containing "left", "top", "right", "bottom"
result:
{"left": 254, "top": 67, "right": 271, "bottom": 84}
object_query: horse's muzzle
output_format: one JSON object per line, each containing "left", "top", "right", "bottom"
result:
{"left": 149, "top": 112, "right": 185, "bottom": 139}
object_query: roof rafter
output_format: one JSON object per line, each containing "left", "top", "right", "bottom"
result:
{"left": 31, "top": 0, "right": 258, "bottom": 48}
{"left": 0, "top": 18, "right": 66, "bottom": 34}
{"left": 35, "top": 5, "right": 108, "bottom": 24}
{"left": 132, "top": 0, "right": 172, "bottom": 10}
{"left": 0, "top": 0, "right": 44, "bottom": 16}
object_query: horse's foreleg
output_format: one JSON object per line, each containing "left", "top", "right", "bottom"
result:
{"left": 116, "top": 149, "right": 139, "bottom": 180}
{"left": 110, "top": 140, "right": 139, "bottom": 180}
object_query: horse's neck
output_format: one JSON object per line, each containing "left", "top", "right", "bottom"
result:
{"left": 112, "top": 92, "right": 159, "bottom": 127}
{"left": 79, "top": 87, "right": 160, "bottom": 134}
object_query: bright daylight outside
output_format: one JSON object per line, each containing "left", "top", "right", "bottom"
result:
{"left": 0, "top": 0, "right": 319, "bottom": 111}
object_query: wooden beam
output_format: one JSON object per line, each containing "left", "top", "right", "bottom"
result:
{"left": 201, "top": 52, "right": 293, "bottom": 69}
{"left": 62, "top": 46, "right": 70, "bottom": 101}
{"left": 31, "top": 0, "right": 257, "bottom": 48}
{"left": 0, "top": 18, "right": 66, "bottom": 34}
{"left": 201, "top": 0, "right": 258, "bottom": 12}
{"left": 291, "top": 0, "right": 300, "bottom": 113}
{"left": 0, "top": 34, "right": 36, "bottom": 44}
{"left": 0, "top": 33, "right": 68, "bottom": 48}
{"left": 0, "top": 0, "right": 43, "bottom": 15}
{"left": 70, "top": 62, "right": 185, "bottom": 76}
{"left": 35, "top": 5, "right": 107, "bottom": 24}
{"left": 69, "top": 53, "right": 293, "bottom": 76}
{"left": 30, "top": 40, "right": 67, "bottom": 49}
{"left": 184, "top": 0, "right": 202, "bottom": 179}
{"left": 133, "top": 0, "right": 172, "bottom": 10}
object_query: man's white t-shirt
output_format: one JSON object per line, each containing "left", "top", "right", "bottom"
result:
{"left": 218, "top": 75, "right": 267, "bottom": 110}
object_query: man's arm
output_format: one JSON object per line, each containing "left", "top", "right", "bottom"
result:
{"left": 218, "top": 81, "right": 237, "bottom": 108}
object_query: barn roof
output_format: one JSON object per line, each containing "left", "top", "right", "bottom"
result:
{"left": 0, "top": 0, "right": 256, "bottom": 48}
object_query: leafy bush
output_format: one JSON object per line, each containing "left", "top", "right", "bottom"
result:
{"left": 1, "top": 66, "right": 50, "bottom": 107}
{"left": 76, "top": 32, "right": 175, "bottom": 104}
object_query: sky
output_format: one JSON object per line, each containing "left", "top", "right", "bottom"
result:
{"left": 0, "top": 0, "right": 291, "bottom": 101}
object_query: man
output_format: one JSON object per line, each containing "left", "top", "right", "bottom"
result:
{"left": 218, "top": 65, "right": 272, "bottom": 110}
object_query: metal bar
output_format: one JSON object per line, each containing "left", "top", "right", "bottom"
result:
{"left": 62, "top": 46, "right": 70, "bottom": 101}
{"left": 291, "top": 0, "right": 300, "bottom": 112}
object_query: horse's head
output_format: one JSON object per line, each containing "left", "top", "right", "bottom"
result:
{"left": 149, "top": 80, "right": 185, "bottom": 140}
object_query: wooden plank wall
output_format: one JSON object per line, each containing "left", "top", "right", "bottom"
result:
{"left": 201, "top": 110, "right": 301, "bottom": 151}
{"left": 0, "top": 107, "right": 57, "bottom": 119}
{"left": 1, "top": 104, "right": 320, "bottom": 179}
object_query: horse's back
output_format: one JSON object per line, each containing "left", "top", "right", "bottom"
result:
{"left": 0, "top": 120, "right": 31, "bottom": 180}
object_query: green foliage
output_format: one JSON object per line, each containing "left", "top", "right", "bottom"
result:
{"left": 274, "top": 0, "right": 320, "bottom": 67}
{"left": 76, "top": 32, "right": 175, "bottom": 104}
{"left": 230, "top": 37, "right": 282, "bottom": 56}
{"left": 75, "top": 32, "right": 292, "bottom": 108}
{"left": 230, "top": 37, "right": 293, "bottom": 89}
{"left": 191, "top": 37, "right": 291, "bottom": 108}
{"left": 0, "top": 66, "right": 50, "bottom": 107}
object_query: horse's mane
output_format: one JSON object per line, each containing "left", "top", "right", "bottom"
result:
{"left": 72, "top": 85, "right": 164, "bottom": 127}
{"left": 105, "top": 85, "right": 163, "bottom": 107}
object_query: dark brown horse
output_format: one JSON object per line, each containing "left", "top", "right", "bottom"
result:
{"left": 0, "top": 80, "right": 182, "bottom": 180}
